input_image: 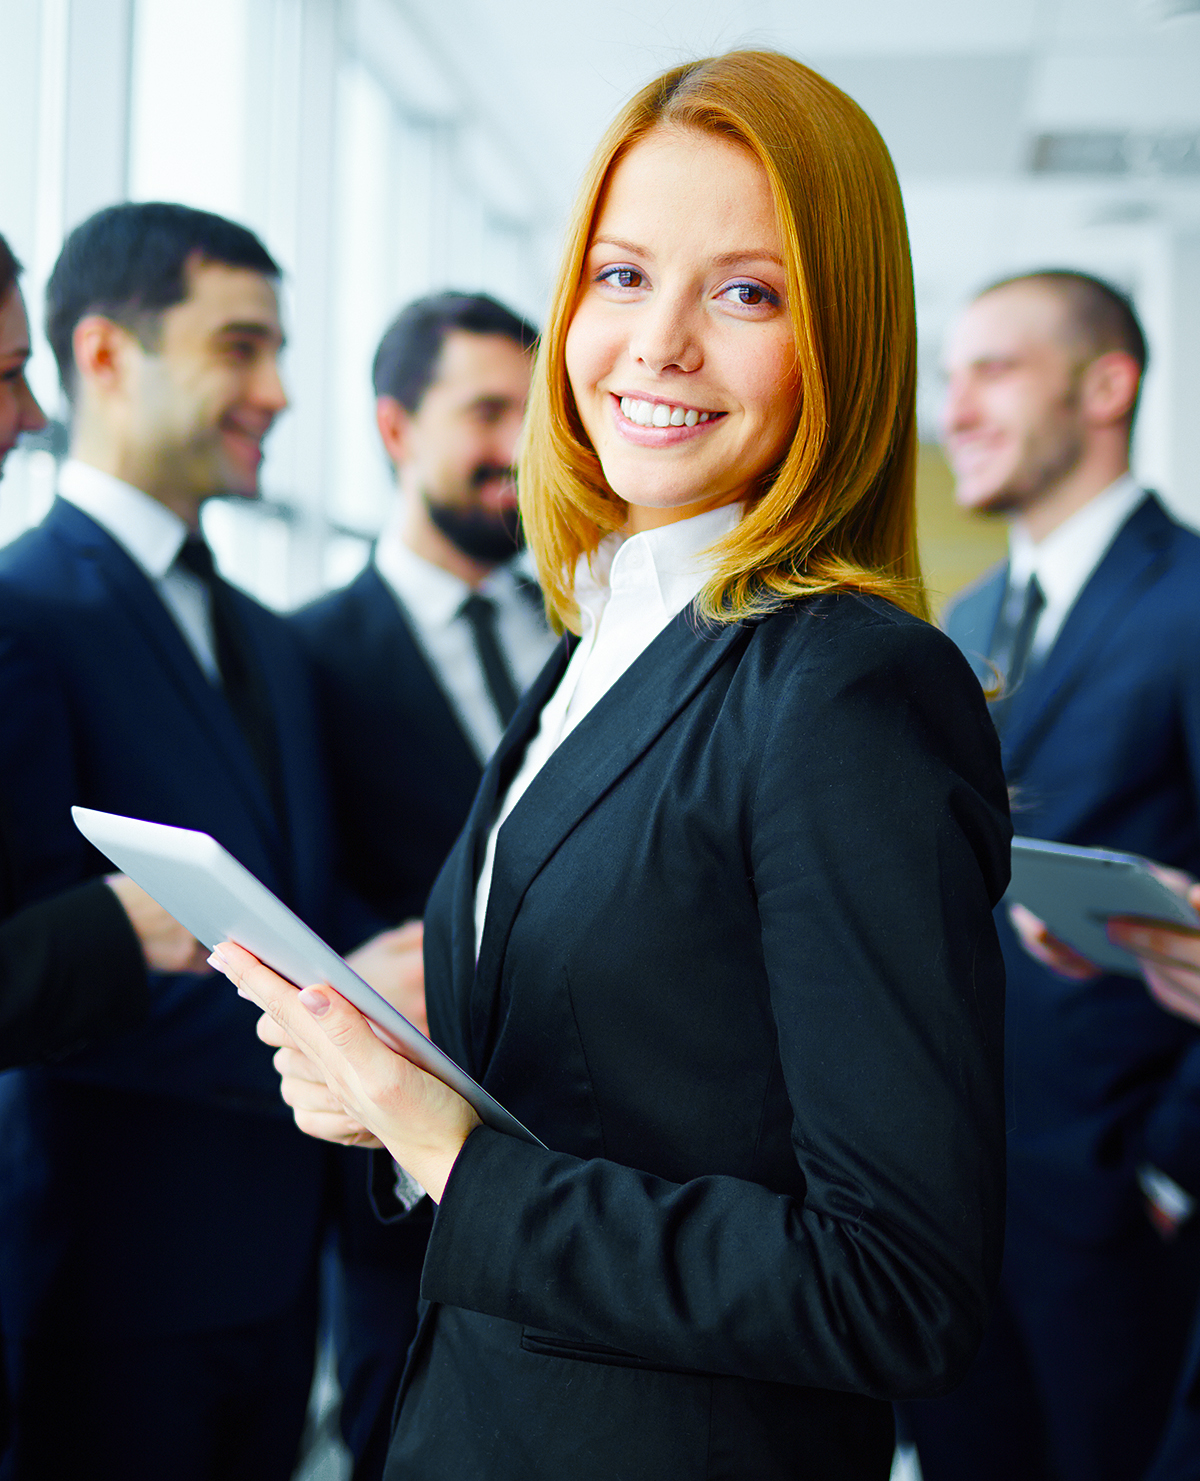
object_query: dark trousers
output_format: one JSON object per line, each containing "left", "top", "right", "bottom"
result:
{"left": 899, "top": 1203, "right": 1200, "bottom": 1481}
{"left": 1, "top": 1294, "right": 317, "bottom": 1481}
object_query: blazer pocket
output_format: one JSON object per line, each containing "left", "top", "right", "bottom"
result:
{"left": 520, "top": 1326, "right": 698, "bottom": 1375}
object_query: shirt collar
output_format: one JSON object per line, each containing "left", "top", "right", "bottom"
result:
{"left": 374, "top": 515, "right": 523, "bottom": 627}
{"left": 1009, "top": 474, "right": 1144, "bottom": 609}
{"left": 57, "top": 459, "right": 190, "bottom": 579}
{"left": 574, "top": 501, "right": 743, "bottom": 629}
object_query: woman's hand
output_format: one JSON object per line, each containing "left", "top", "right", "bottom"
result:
{"left": 209, "top": 940, "right": 480, "bottom": 1202}
{"left": 255, "top": 1011, "right": 385, "bottom": 1149}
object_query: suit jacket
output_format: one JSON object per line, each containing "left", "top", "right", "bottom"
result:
{"left": 0, "top": 498, "right": 333, "bottom": 1342}
{"left": 944, "top": 494, "right": 1200, "bottom": 1244}
{"left": 290, "top": 564, "right": 485, "bottom": 925}
{"left": 383, "top": 592, "right": 1011, "bottom": 1481}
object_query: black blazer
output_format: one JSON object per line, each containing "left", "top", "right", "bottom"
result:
{"left": 385, "top": 592, "right": 1011, "bottom": 1481}
{"left": 945, "top": 494, "right": 1200, "bottom": 1243}
{"left": 290, "top": 565, "right": 485, "bottom": 924}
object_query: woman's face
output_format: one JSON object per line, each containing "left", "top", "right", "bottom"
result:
{"left": 565, "top": 127, "right": 798, "bottom": 534}
{"left": 0, "top": 285, "right": 46, "bottom": 477}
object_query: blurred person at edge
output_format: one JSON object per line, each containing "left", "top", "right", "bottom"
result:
{"left": 289, "top": 291, "right": 554, "bottom": 1481}
{"left": 0, "top": 226, "right": 210, "bottom": 1462}
{"left": 210, "top": 50, "right": 1010, "bottom": 1481}
{"left": 1013, "top": 875, "right": 1200, "bottom": 1481}
{"left": 0, "top": 229, "right": 207, "bottom": 1090}
{"left": 898, "top": 271, "right": 1200, "bottom": 1481}
{"left": 0, "top": 205, "right": 421, "bottom": 1481}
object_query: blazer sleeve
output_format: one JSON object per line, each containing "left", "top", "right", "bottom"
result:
{"left": 419, "top": 614, "right": 1010, "bottom": 1401}
{"left": 0, "top": 878, "right": 148, "bottom": 1070}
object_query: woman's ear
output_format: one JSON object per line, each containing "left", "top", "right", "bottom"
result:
{"left": 376, "top": 395, "right": 412, "bottom": 468}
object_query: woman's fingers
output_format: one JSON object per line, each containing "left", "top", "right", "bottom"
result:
{"left": 211, "top": 939, "right": 481, "bottom": 1201}
{"left": 289, "top": 1104, "right": 385, "bottom": 1149}
{"left": 273, "top": 1043, "right": 333, "bottom": 1087}
{"left": 256, "top": 1012, "right": 301, "bottom": 1050}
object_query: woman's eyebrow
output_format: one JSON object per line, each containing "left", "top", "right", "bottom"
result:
{"left": 589, "top": 238, "right": 783, "bottom": 270}
{"left": 590, "top": 236, "right": 650, "bottom": 258}
{"left": 710, "top": 249, "right": 785, "bottom": 269}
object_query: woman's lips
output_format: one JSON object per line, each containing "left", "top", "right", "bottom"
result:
{"left": 609, "top": 393, "right": 725, "bottom": 447}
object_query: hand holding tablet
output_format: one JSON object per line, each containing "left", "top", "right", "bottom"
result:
{"left": 72, "top": 806, "right": 541, "bottom": 1148}
{"left": 1007, "top": 837, "right": 1200, "bottom": 979}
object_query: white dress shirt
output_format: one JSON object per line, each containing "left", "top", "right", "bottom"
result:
{"left": 57, "top": 460, "right": 220, "bottom": 681}
{"left": 373, "top": 518, "right": 557, "bottom": 765}
{"left": 1008, "top": 474, "right": 1145, "bottom": 660}
{"left": 473, "top": 501, "right": 743, "bottom": 956}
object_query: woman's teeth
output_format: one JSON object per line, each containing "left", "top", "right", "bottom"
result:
{"left": 619, "top": 397, "right": 714, "bottom": 429}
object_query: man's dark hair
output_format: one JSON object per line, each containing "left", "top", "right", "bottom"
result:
{"left": 981, "top": 269, "right": 1148, "bottom": 419}
{"left": 0, "top": 232, "right": 21, "bottom": 305}
{"left": 372, "top": 291, "right": 539, "bottom": 411}
{"left": 45, "top": 201, "right": 280, "bottom": 397}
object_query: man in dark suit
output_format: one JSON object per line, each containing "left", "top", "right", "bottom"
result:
{"left": 0, "top": 227, "right": 211, "bottom": 1073}
{"left": 292, "top": 292, "right": 553, "bottom": 925}
{"left": 0, "top": 202, "right": 355, "bottom": 1481}
{"left": 290, "top": 292, "right": 555, "bottom": 1478}
{"left": 901, "top": 270, "right": 1200, "bottom": 1481}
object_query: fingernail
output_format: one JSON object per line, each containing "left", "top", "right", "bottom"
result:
{"left": 299, "top": 988, "right": 330, "bottom": 1018}
{"left": 208, "top": 951, "right": 226, "bottom": 972}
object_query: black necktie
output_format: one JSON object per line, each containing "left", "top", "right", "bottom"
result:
{"left": 988, "top": 573, "right": 1046, "bottom": 699}
{"left": 176, "top": 536, "right": 282, "bottom": 810}
{"left": 460, "top": 592, "right": 520, "bottom": 728}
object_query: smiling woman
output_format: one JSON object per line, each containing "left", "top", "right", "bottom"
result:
{"left": 212, "top": 49, "right": 1012, "bottom": 1481}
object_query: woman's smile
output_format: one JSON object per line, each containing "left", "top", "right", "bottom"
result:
{"left": 610, "top": 392, "right": 725, "bottom": 446}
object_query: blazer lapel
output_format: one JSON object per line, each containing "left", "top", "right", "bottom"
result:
{"left": 466, "top": 612, "right": 748, "bottom": 1065}
{"left": 1001, "top": 496, "right": 1173, "bottom": 775}
{"left": 443, "top": 635, "right": 574, "bottom": 1011}
{"left": 49, "top": 501, "right": 282, "bottom": 844}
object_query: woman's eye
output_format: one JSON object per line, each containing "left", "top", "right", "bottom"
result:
{"left": 719, "top": 281, "right": 781, "bottom": 309}
{"left": 596, "top": 265, "right": 645, "bottom": 291}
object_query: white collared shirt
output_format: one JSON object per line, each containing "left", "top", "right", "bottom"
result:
{"left": 473, "top": 500, "right": 743, "bottom": 955}
{"left": 1008, "top": 474, "right": 1146, "bottom": 659}
{"left": 373, "top": 518, "right": 557, "bottom": 765}
{"left": 57, "top": 460, "right": 220, "bottom": 680}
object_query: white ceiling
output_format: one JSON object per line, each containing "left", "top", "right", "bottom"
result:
{"left": 403, "top": 0, "right": 1200, "bottom": 227}
{"left": 394, "top": 0, "right": 1200, "bottom": 454}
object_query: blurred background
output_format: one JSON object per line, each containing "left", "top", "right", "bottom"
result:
{"left": 3, "top": 0, "right": 1199, "bottom": 614}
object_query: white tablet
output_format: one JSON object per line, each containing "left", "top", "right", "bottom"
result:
{"left": 1007, "top": 836, "right": 1200, "bottom": 977}
{"left": 72, "top": 806, "right": 541, "bottom": 1146}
